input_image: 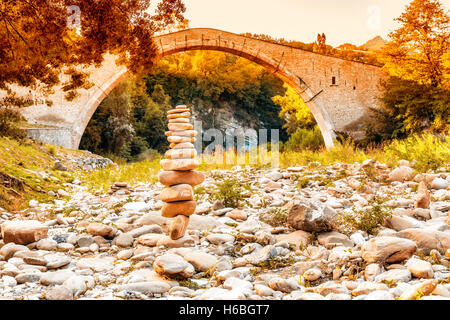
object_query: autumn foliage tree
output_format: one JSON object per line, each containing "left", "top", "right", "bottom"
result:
{"left": 368, "top": 0, "right": 450, "bottom": 141}
{"left": 0, "top": 0, "right": 185, "bottom": 106}
{"left": 379, "top": 0, "right": 449, "bottom": 87}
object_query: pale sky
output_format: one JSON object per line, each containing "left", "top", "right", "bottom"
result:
{"left": 181, "top": 0, "right": 450, "bottom": 47}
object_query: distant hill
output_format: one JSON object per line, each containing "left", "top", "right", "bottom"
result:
{"left": 360, "top": 36, "right": 387, "bottom": 51}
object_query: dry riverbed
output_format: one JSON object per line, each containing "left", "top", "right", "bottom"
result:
{"left": 0, "top": 160, "right": 449, "bottom": 300}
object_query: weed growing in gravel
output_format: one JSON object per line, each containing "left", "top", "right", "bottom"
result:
{"left": 296, "top": 178, "right": 310, "bottom": 189}
{"left": 194, "top": 185, "right": 208, "bottom": 201}
{"left": 382, "top": 279, "right": 398, "bottom": 288}
{"left": 338, "top": 196, "right": 392, "bottom": 234}
{"left": 257, "top": 255, "right": 296, "bottom": 270}
{"left": 178, "top": 279, "right": 201, "bottom": 290}
{"left": 259, "top": 207, "right": 289, "bottom": 227}
{"left": 210, "top": 178, "right": 246, "bottom": 208}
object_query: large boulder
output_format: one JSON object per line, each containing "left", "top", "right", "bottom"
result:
{"left": 395, "top": 228, "right": 450, "bottom": 255}
{"left": 384, "top": 215, "right": 422, "bottom": 231}
{"left": 361, "top": 236, "right": 417, "bottom": 263}
{"left": 286, "top": 201, "right": 337, "bottom": 232}
{"left": 388, "top": 166, "right": 414, "bottom": 182}
{"left": 1, "top": 220, "right": 48, "bottom": 245}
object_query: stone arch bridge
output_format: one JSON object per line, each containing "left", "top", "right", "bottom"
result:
{"left": 17, "top": 28, "right": 386, "bottom": 149}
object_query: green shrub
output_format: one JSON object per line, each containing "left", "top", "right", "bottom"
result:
{"left": 0, "top": 108, "right": 26, "bottom": 139}
{"left": 210, "top": 178, "right": 245, "bottom": 208}
{"left": 339, "top": 196, "right": 392, "bottom": 235}
{"left": 384, "top": 133, "right": 450, "bottom": 171}
{"left": 282, "top": 126, "right": 324, "bottom": 151}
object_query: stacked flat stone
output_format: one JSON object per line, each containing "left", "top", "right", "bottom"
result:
{"left": 158, "top": 105, "right": 205, "bottom": 240}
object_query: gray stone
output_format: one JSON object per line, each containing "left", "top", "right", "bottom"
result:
{"left": 431, "top": 178, "right": 449, "bottom": 190}
{"left": 407, "top": 260, "right": 434, "bottom": 279}
{"left": 317, "top": 231, "right": 354, "bottom": 247}
{"left": 388, "top": 166, "right": 414, "bottom": 182}
{"left": 128, "top": 225, "right": 163, "bottom": 238}
{"left": 244, "top": 245, "right": 278, "bottom": 265}
{"left": 153, "top": 254, "right": 194, "bottom": 278}
{"left": 77, "top": 235, "right": 94, "bottom": 248}
{"left": 63, "top": 276, "right": 94, "bottom": 297}
{"left": 0, "top": 243, "right": 30, "bottom": 260}
{"left": 365, "top": 290, "right": 395, "bottom": 300}
{"left": 223, "top": 277, "right": 253, "bottom": 291}
{"left": 268, "top": 277, "right": 299, "bottom": 293}
{"left": 15, "top": 271, "right": 42, "bottom": 284}
{"left": 40, "top": 270, "right": 76, "bottom": 286}
{"left": 115, "top": 233, "right": 134, "bottom": 247}
{"left": 184, "top": 251, "right": 218, "bottom": 272}
{"left": 36, "top": 238, "right": 58, "bottom": 251}
{"left": 76, "top": 257, "right": 115, "bottom": 272}
{"left": 206, "top": 234, "right": 235, "bottom": 245}
{"left": 156, "top": 235, "right": 195, "bottom": 248}
{"left": 286, "top": 201, "right": 337, "bottom": 232}
{"left": 45, "top": 285, "right": 73, "bottom": 300}
{"left": 118, "top": 281, "right": 171, "bottom": 294}
{"left": 45, "top": 255, "right": 71, "bottom": 269}
{"left": 361, "top": 236, "right": 417, "bottom": 263}
{"left": 375, "top": 269, "right": 412, "bottom": 283}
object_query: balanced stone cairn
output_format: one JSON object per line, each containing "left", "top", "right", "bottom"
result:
{"left": 158, "top": 105, "right": 205, "bottom": 240}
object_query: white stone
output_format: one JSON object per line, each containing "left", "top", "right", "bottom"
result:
{"left": 431, "top": 178, "right": 449, "bottom": 190}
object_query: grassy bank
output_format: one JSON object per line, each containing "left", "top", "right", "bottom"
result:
{"left": 0, "top": 137, "right": 76, "bottom": 211}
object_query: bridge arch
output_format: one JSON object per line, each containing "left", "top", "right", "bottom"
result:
{"left": 18, "top": 28, "right": 385, "bottom": 150}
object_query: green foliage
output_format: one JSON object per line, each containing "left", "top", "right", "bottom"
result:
{"left": 383, "top": 133, "right": 450, "bottom": 171}
{"left": 145, "top": 50, "right": 289, "bottom": 141}
{"left": 0, "top": 108, "right": 26, "bottom": 139}
{"left": 0, "top": 137, "right": 76, "bottom": 211}
{"left": 272, "top": 84, "right": 316, "bottom": 134}
{"left": 339, "top": 196, "right": 392, "bottom": 234}
{"left": 79, "top": 80, "right": 135, "bottom": 156}
{"left": 365, "top": 77, "right": 449, "bottom": 141}
{"left": 282, "top": 126, "right": 324, "bottom": 151}
{"left": 210, "top": 178, "right": 245, "bottom": 208}
{"left": 80, "top": 78, "right": 172, "bottom": 161}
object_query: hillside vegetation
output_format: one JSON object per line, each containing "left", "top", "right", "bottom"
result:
{"left": 0, "top": 137, "right": 106, "bottom": 212}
